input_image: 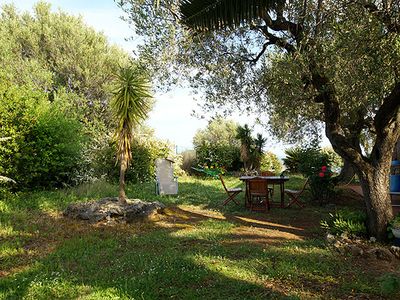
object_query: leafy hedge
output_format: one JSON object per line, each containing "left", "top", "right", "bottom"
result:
{"left": 82, "top": 129, "right": 177, "bottom": 184}
{"left": 0, "top": 86, "right": 84, "bottom": 188}
{"left": 195, "top": 143, "right": 241, "bottom": 171}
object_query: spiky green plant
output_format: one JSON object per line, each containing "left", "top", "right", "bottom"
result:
{"left": 180, "top": 0, "right": 281, "bottom": 31}
{"left": 236, "top": 124, "right": 253, "bottom": 171}
{"left": 111, "top": 66, "right": 152, "bottom": 203}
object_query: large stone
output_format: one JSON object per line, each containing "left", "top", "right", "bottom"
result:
{"left": 347, "top": 244, "right": 364, "bottom": 256}
{"left": 366, "top": 247, "right": 395, "bottom": 262}
{"left": 390, "top": 246, "right": 400, "bottom": 259}
{"left": 63, "top": 197, "right": 165, "bottom": 223}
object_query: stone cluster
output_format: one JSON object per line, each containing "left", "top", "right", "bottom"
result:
{"left": 326, "top": 233, "right": 400, "bottom": 261}
{"left": 63, "top": 197, "right": 165, "bottom": 224}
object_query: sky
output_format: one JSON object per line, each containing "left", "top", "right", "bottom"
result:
{"left": 0, "top": 0, "right": 326, "bottom": 156}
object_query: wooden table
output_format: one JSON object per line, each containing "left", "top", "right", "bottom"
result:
{"left": 240, "top": 176, "right": 290, "bottom": 208}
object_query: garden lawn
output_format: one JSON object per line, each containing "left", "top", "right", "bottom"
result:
{"left": 1, "top": 175, "right": 399, "bottom": 299}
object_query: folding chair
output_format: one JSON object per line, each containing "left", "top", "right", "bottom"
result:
{"left": 260, "top": 170, "right": 275, "bottom": 198}
{"left": 284, "top": 178, "right": 309, "bottom": 208}
{"left": 219, "top": 174, "right": 242, "bottom": 206}
{"left": 248, "top": 178, "right": 270, "bottom": 212}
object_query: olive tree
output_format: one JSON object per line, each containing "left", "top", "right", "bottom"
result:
{"left": 120, "top": 0, "right": 400, "bottom": 240}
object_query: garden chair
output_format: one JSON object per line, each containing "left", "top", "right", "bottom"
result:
{"left": 155, "top": 158, "right": 178, "bottom": 195}
{"left": 284, "top": 178, "right": 309, "bottom": 208}
{"left": 248, "top": 178, "right": 270, "bottom": 212}
{"left": 260, "top": 170, "right": 275, "bottom": 198}
{"left": 219, "top": 174, "right": 242, "bottom": 206}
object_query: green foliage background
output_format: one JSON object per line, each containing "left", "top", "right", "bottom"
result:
{"left": 0, "top": 2, "right": 174, "bottom": 189}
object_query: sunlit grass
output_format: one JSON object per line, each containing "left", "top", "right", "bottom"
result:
{"left": 0, "top": 175, "right": 397, "bottom": 299}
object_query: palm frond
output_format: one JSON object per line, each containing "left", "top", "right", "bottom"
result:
{"left": 180, "top": 0, "right": 281, "bottom": 31}
{"left": 111, "top": 66, "right": 152, "bottom": 165}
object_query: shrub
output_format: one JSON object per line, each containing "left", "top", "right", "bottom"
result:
{"left": 260, "top": 151, "right": 283, "bottom": 174}
{"left": 321, "top": 209, "right": 367, "bottom": 237}
{"left": 0, "top": 86, "right": 84, "bottom": 189}
{"left": 195, "top": 143, "right": 241, "bottom": 171}
{"left": 282, "top": 147, "right": 303, "bottom": 172}
{"left": 309, "top": 165, "right": 336, "bottom": 204}
{"left": 80, "top": 128, "right": 177, "bottom": 184}
{"left": 283, "top": 146, "right": 341, "bottom": 175}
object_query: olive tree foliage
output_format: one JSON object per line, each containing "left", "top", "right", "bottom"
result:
{"left": 193, "top": 118, "right": 241, "bottom": 170}
{"left": 121, "top": 0, "right": 400, "bottom": 240}
{"left": 193, "top": 118, "right": 240, "bottom": 148}
{"left": 117, "top": 0, "right": 268, "bottom": 114}
{"left": 0, "top": 1, "right": 129, "bottom": 125}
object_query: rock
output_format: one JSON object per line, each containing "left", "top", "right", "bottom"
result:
{"left": 347, "top": 244, "right": 364, "bottom": 256}
{"left": 390, "top": 246, "right": 400, "bottom": 259}
{"left": 326, "top": 233, "right": 335, "bottom": 243}
{"left": 333, "top": 240, "right": 345, "bottom": 254}
{"left": 366, "top": 247, "right": 395, "bottom": 262}
{"left": 63, "top": 197, "right": 165, "bottom": 223}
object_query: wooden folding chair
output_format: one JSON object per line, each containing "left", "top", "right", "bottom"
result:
{"left": 248, "top": 178, "right": 270, "bottom": 212}
{"left": 284, "top": 178, "right": 309, "bottom": 208}
{"left": 260, "top": 170, "right": 275, "bottom": 198}
{"left": 219, "top": 175, "right": 242, "bottom": 206}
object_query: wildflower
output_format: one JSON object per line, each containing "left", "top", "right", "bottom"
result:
{"left": 319, "top": 172, "right": 325, "bottom": 177}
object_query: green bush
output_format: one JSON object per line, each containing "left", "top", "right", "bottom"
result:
{"left": 195, "top": 143, "right": 241, "bottom": 171}
{"left": 284, "top": 147, "right": 341, "bottom": 202}
{"left": 321, "top": 209, "right": 367, "bottom": 237}
{"left": 282, "top": 147, "right": 303, "bottom": 173}
{"left": 283, "top": 146, "right": 342, "bottom": 175}
{"left": 0, "top": 86, "right": 84, "bottom": 188}
{"left": 260, "top": 151, "right": 283, "bottom": 174}
{"left": 82, "top": 128, "right": 176, "bottom": 184}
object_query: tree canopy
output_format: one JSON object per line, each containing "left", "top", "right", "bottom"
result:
{"left": 0, "top": 1, "right": 130, "bottom": 125}
{"left": 120, "top": 0, "right": 400, "bottom": 240}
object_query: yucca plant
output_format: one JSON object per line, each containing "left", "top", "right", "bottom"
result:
{"left": 111, "top": 66, "right": 152, "bottom": 204}
{"left": 236, "top": 124, "right": 253, "bottom": 171}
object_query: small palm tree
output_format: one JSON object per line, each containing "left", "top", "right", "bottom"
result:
{"left": 252, "top": 133, "right": 267, "bottom": 172}
{"left": 111, "top": 66, "right": 152, "bottom": 204}
{"left": 236, "top": 124, "right": 253, "bottom": 171}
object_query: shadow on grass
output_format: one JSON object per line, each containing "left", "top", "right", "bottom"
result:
{"left": 1, "top": 176, "right": 390, "bottom": 298}
{"left": 0, "top": 210, "right": 389, "bottom": 299}
{"left": 1, "top": 220, "right": 295, "bottom": 299}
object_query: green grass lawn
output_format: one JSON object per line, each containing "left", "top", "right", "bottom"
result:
{"left": 0, "top": 175, "right": 399, "bottom": 299}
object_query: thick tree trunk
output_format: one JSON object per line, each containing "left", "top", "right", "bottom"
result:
{"left": 337, "top": 159, "right": 356, "bottom": 183}
{"left": 308, "top": 60, "right": 399, "bottom": 241}
{"left": 357, "top": 164, "right": 393, "bottom": 240}
{"left": 119, "top": 155, "right": 128, "bottom": 204}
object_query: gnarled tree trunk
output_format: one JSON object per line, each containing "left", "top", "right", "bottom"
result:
{"left": 357, "top": 163, "right": 392, "bottom": 239}
{"left": 310, "top": 61, "right": 400, "bottom": 241}
{"left": 337, "top": 159, "right": 356, "bottom": 183}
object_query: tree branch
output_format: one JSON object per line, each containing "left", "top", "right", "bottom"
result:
{"left": 256, "top": 26, "right": 297, "bottom": 54}
{"left": 363, "top": 1, "right": 400, "bottom": 33}
{"left": 370, "top": 82, "right": 400, "bottom": 164}
{"left": 308, "top": 59, "right": 370, "bottom": 170}
{"left": 244, "top": 42, "right": 272, "bottom": 64}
